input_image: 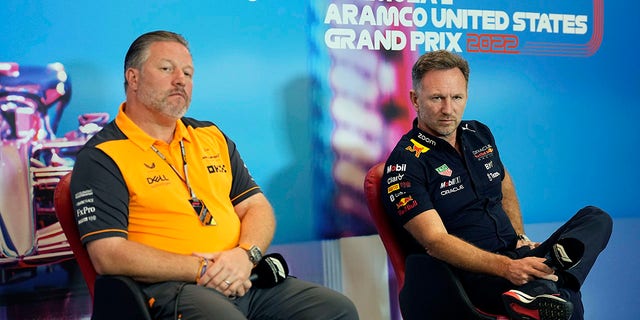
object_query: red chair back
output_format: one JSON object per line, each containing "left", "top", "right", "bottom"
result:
{"left": 53, "top": 172, "right": 97, "bottom": 298}
{"left": 363, "top": 162, "right": 409, "bottom": 290}
{"left": 364, "top": 163, "right": 508, "bottom": 319}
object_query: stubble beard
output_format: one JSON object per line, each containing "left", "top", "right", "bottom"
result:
{"left": 419, "top": 113, "right": 458, "bottom": 139}
{"left": 139, "top": 87, "right": 189, "bottom": 120}
{"left": 435, "top": 124, "right": 456, "bottom": 138}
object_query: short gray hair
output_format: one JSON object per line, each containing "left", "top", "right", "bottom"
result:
{"left": 411, "top": 50, "right": 470, "bottom": 90}
{"left": 123, "top": 30, "right": 190, "bottom": 91}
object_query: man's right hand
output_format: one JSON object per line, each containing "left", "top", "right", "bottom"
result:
{"left": 504, "top": 256, "right": 557, "bottom": 286}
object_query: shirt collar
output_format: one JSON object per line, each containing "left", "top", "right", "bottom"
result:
{"left": 115, "top": 102, "right": 191, "bottom": 150}
{"left": 410, "top": 118, "right": 473, "bottom": 150}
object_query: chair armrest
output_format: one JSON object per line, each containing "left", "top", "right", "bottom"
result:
{"left": 91, "top": 275, "right": 152, "bottom": 320}
{"left": 401, "top": 254, "right": 500, "bottom": 319}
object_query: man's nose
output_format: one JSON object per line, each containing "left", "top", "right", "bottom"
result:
{"left": 441, "top": 98, "right": 454, "bottom": 114}
{"left": 173, "top": 70, "right": 186, "bottom": 86}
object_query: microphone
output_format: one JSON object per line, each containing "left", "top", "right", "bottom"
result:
{"left": 545, "top": 238, "right": 584, "bottom": 271}
{"left": 249, "top": 253, "right": 289, "bottom": 288}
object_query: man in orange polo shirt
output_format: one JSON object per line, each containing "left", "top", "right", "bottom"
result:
{"left": 70, "top": 30, "right": 358, "bottom": 320}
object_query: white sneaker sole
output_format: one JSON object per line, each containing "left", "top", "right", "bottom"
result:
{"left": 502, "top": 289, "right": 573, "bottom": 320}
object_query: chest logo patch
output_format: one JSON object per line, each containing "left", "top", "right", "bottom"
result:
{"left": 435, "top": 164, "right": 453, "bottom": 177}
{"left": 472, "top": 144, "right": 494, "bottom": 160}
{"left": 207, "top": 164, "right": 227, "bottom": 173}
{"left": 405, "top": 139, "right": 429, "bottom": 158}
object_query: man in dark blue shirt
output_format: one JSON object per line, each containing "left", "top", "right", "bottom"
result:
{"left": 381, "top": 50, "right": 612, "bottom": 320}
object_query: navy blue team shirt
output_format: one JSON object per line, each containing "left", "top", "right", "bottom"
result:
{"left": 381, "top": 119, "right": 519, "bottom": 255}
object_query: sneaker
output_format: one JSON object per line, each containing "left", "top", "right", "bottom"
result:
{"left": 545, "top": 238, "right": 584, "bottom": 271}
{"left": 502, "top": 289, "right": 573, "bottom": 320}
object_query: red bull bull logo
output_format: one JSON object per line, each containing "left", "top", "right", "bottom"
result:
{"left": 396, "top": 195, "right": 414, "bottom": 209}
{"left": 405, "top": 139, "right": 429, "bottom": 158}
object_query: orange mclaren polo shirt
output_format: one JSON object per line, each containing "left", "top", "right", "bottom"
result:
{"left": 70, "top": 103, "right": 261, "bottom": 255}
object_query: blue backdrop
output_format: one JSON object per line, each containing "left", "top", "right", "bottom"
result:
{"left": 1, "top": 1, "right": 638, "bottom": 318}
{"left": 2, "top": 1, "right": 637, "bottom": 243}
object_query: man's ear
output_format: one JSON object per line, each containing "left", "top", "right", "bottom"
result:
{"left": 409, "top": 90, "right": 419, "bottom": 110}
{"left": 125, "top": 68, "right": 138, "bottom": 90}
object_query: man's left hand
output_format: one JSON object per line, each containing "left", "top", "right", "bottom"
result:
{"left": 194, "top": 248, "right": 253, "bottom": 297}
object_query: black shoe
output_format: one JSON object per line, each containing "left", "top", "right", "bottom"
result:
{"left": 545, "top": 238, "right": 584, "bottom": 271}
{"left": 502, "top": 289, "right": 573, "bottom": 320}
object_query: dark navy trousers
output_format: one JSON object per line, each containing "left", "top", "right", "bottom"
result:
{"left": 402, "top": 206, "right": 612, "bottom": 319}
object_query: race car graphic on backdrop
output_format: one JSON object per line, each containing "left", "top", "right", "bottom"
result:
{"left": 0, "top": 62, "right": 108, "bottom": 283}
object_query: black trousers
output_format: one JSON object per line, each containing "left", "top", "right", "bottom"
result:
{"left": 142, "top": 276, "right": 359, "bottom": 320}
{"left": 401, "top": 206, "right": 612, "bottom": 320}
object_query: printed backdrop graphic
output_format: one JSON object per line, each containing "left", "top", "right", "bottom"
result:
{"left": 309, "top": 0, "right": 626, "bottom": 238}
{"left": 0, "top": 0, "right": 638, "bottom": 318}
{"left": 0, "top": 62, "right": 108, "bottom": 268}
{"left": 0, "top": 61, "right": 107, "bottom": 313}
{"left": 320, "top": 0, "right": 602, "bottom": 56}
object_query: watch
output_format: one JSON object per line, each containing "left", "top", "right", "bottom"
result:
{"left": 239, "top": 243, "right": 262, "bottom": 265}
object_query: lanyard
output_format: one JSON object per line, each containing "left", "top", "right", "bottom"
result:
{"left": 149, "top": 140, "right": 216, "bottom": 226}
{"left": 150, "top": 140, "right": 196, "bottom": 199}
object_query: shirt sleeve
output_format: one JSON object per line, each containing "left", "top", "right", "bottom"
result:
{"left": 380, "top": 146, "right": 435, "bottom": 227}
{"left": 224, "top": 134, "right": 262, "bottom": 205}
{"left": 70, "top": 146, "right": 130, "bottom": 244}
